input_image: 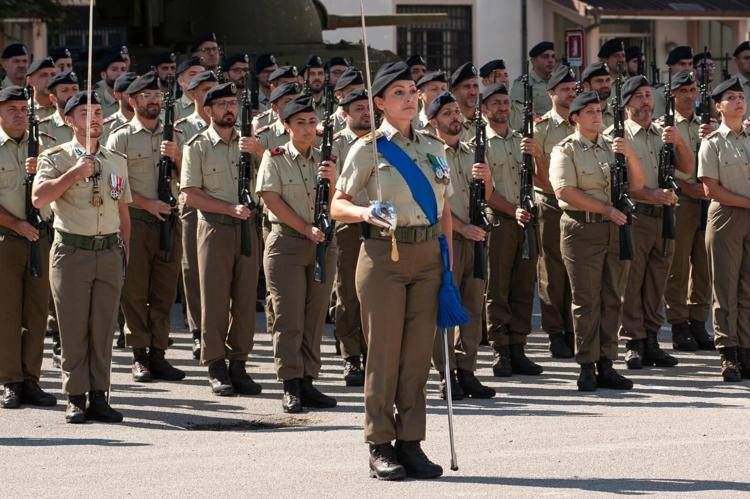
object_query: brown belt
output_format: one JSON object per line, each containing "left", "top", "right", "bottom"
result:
{"left": 563, "top": 210, "right": 606, "bottom": 224}
{"left": 129, "top": 207, "right": 162, "bottom": 224}
{"left": 634, "top": 203, "right": 664, "bottom": 218}
{"left": 199, "top": 211, "right": 241, "bottom": 225}
{"left": 56, "top": 231, "right": 120, "bottom": 251}
{"left": 366, "top": 223, "right": 441, "bottom": 244}
{"left": 271, "top": 223, "right": 307, "bottom": 239}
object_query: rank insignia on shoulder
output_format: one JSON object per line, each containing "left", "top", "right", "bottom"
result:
{"left": 427, "top": 153, "right": 450, "bottom": 185}
{"left": 270, "top": 147, "right": 284, "bottom": 156}
{"left": 534, "top": 116, "right": 544, "bottom": 123}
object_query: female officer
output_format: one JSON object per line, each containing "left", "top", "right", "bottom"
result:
{"left": 549, "top": 90, "right": 645, "bottom": 391}
{"left": 331, "top": 61, "right": 452, "bottom": 481}
{"left": 256, "top": 93, "right": 337, "bottom": 413}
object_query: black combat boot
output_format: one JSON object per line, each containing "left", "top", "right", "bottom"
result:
{"left": 671, "top": 322, "right": 699, "bottom": 351}
{"left": 438, "top": 369, "right": 464, "bottom": 401}
{"left": 1, "top": 382, "right": 22, "bottom": 409}
{"left": 207, "top": 359, "right": 234, "bottom": 396}
{"left": 457, "top": 369, "right": 496, "bottom": 398}
{"left": 737, "top": 348, "right": 750, "bottom": 379}
{"left": 718, "top": 347, "right": 742, "bottom": 382}
{"left": 577, "top": 363, "right": 597, "bottom": 392}
{"left": 21, "top": 379, "right": 57, "bottom": 406}
{"left": 282, "top": 378, "right": 303, "bottom": 413}
{"left": 65, "top": 394, "right": 87, "bottom": 424}
{"left": 643, "top": 330, "right": 679, "bottom": 367}
{"left": 689, "top": 320, "right": 715, "bottom": 351}
{"left": 300, "top": 377, "right": 337, "bottom": 408}
{"left": 509, "top": 344, "right": 543, "bottom": 375}
{"left": 131, "top": 347, "right": 152, "bottom": 382}
{"left": 625, "top": 339, "right": 644, "bottom": 369}
{"left": 549, "top": 332, "right": 573, "bottom": 358}
{"left": 149, "top": 348, "right": 186, "bottom": 381}
{"left": 191, "top": 330, "right": 202, "bottom": 360}
{"left": 492, "top": 345, "right": 512, "bottom": 377}
{"left": 343, "top": 356, "right": 365, "bottom": 387}
{"left": 394, "top": 440, "right": 443, "bottom": 479}
{"left": 86, "top": 391, "right": 123, "bottom": 423}
{"left": 228, "top": 360, "right": 262, "bottom": 395}
{"left": 369, "top": 443, "right": 406, "bottom": 481}
{"left": 596, "top": 358, "right": 633, "bottom": 390}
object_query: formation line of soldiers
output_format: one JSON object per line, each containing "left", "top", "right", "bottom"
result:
{"left": 3, "top": 32, "right": 750, "bottom": 480}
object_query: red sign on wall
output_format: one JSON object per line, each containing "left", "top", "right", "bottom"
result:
{"left": 565, "top": 29, "right": 585, "bottom": 67}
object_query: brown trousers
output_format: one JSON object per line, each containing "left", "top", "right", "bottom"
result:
{"left": 664, "top": 200, "right": 710, "bottom": 324}
{"left": 264, "top": 229, "right": 336, "bottom": 380}
{"left": 50, "top": 240, "right": 123, "bottom": 395}
{"left": 705, "top": 203, "right": 750, "bottom": 349}
{"left": 180, "top": 204, "right": 201, "bottom": 333}
{"left": 432, "top": 236, "right": 485, "bottom": 371}
{"left": 358, "top": 237, "right": 441, "bottom": 445}
{"left": 536, "top": 196, "right": 573, "bottom": 335}
{"left": 619, "top": 211, "right": 675, "bottom": 341}
{"left": 561, "top": 215, "right": 629, "bottom": 364}
{"left": 46, "top": 297, "right": 58, "bottom": 334}
{"left": 334, "top": 223, "right": 366, "bottom": 358}
{"left": 486, "top": 216, "right": 537, "bottom": 346}
{"left": 197, "top": 217, "right": 259, "bottom": 365}
{"left": 262, "top": 213, "right": 274, "bottom": 333}
{"left": 121, "top": 215, "right": 182, "bottom": 350}
{"left": 0, "top": 233, "right": 51, "bottom": 384}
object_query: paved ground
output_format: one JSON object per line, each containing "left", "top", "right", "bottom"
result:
{"left": 2, "top": 303, "right": 750, "bottom": 497}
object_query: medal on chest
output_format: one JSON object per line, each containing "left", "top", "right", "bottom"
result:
{"left": 427, "top": 153, "right": 450, "bottom": 185}
{"left": 109, "top": 173, "right": 125, "bottom": 200}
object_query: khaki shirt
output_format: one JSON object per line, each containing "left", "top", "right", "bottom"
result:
{"left": 258, "top": 92, "right": 271, "bottom": 113}
{"left": 174, "top": 93, "right": 195, "bottom": 122}
{"left": 534, "top": 108, "right": 575, "bottom": 193}
{"left": 34, "top": 100, "right": 55, "bottom": 121}
{"left": 652, "top": 84, "right": 667, "bottom": 119}
{"left": 252, "top": 108, "right": 276, "bottom": 130}
{"left": 602, "top": 104, "right": 615, "bottom": 130}
{"left": 415, "top": 108, "right": 437, "bottom": 136}
{"left": 485, "top": 125, "right": 523, "bottom": 205}
{"left": 106, "top": 117, "right": 167, "bottom": 201}
{"left": 256, "top": 141, "right": 319, "bottom": 224}
{"left": 174, "top": 112, "right": 208, "bottom": 147}
{"left": 510, "top": 69, "right": 552, "bottom": 118}
{"left": 549, "top": 130, "right": 615, "bottom": 210}
{"left": 35, "top": 139, "right": 131, "bottom": 236}
{"left": 0, "top": 76, "right": 13, "bottom": 90}
{"left": 337, "top": 120, "right": 453, "bottom": 227}
{"left": 606, "top": 118, "right": 663, "bottom": 198}
{"left": 100, "top": 110, "right": 130, "bottom": 145}
{"left": 446, "top": 140, "right": 476, "bottom": 224}
{"left": 94, "top": 80, "right": 118, "bottom": 118}
{"left": 332, "top": 107, "right": 346, "bottom": 134}
{"left": 331, "top": 126, "right": 368, "bottom": 206}
{"left": 0, "top": 128, "right": 30, "bottom": 220}
{"left": 667, "top": 110, "right": 701, "bottom": 183}
{"left": 698, "top": 122, "right": 750, "bottom": 198}
{"left": 256, "top": 119, "right": 289, "bottom": 151}
{"left": 181, "top": 125, "right": 255, "bottom": 206}
{"left": 38, "top": 110, "right": 72, "bottom": 146}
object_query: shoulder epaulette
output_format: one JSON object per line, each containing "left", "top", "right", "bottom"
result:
{"left": 174, "top": 117, "right": 189, "bottom": 126}
{"left": 416, "top": 129, "right": 445, "bottom": 144}
{"left": 332, "top": 130, "right": 345, "bottom": 141}
{"left": 39, "top": 144, "right": 64, "bottom": 156}
{"left": 110, "top": 121, "right": 130, "bottom": 135}
{"left": 704, "top": 129, "right": 721, "bottom": 140}
{"left": 173, "top": 127, "right": 183, "bottom": 134}
{"left": 362, "top": 130, "right": 383, "bottom": 144}
{"left": 38, "top": 115, "right": 53, "bottom": 124}
{"left": 558, "top": 135, "right": 576, "bottom": 146}
{"left": 602, "top": 124, "right": 615, "bottom": 135}
{"left": 256, "top": 108, "right": 272, "bottom": 118}
{"left": 256, "top": 124, "right": 272, "bottom": 135}
{"left": 270, "top": 147, "right": 285, "bottom": 156}
{"left": 103, "top": 146, "right": 127, "bottom": 159}
{"left": 102, "top": 115, "right": 117, "bottom": 125}
{"left": 39, "top": 131, "right": 56, "bottom": 141}
{"left": 186, "top": 132, "right": 204, "bottom": 146}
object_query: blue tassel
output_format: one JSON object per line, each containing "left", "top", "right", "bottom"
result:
{"left": 437, "top": 234, "right": 469, "bottom": 329}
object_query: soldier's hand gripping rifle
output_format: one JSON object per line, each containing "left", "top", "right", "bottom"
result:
{"left": 658, "top": 67, "right": 679, "bottom": 256}
{"left": 24, "top": 85, "right": 45, "bottom": 278}
{"left": 470, "top": 92, "right": 491, "bottom": 279}
{"left": 313, "top": 70, "right": 336, "bottom": 283}
{"left": 520, "top": 59, "right": 538, "bottom": 260}
{"left": 610, "top": 64, "right": 635, "bottom": 260}
{"left": 239, "top": 55, "right": 259, "bottom": 257}
{"left": 698, "top": 48, "right": 711, "bottom": 231}
{"left": 157, "top": 71, "right": 178, "bottom": 252}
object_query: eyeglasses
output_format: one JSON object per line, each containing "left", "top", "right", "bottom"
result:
{"left": 199, "top": 46, "right": 219, "bottom": 54}
{"left": 211, "top": 100, "right": 238, "bottom": 110}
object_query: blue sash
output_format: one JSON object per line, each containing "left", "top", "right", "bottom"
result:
{"left": 376, "top": 136, "right": 468, "bottom": 329}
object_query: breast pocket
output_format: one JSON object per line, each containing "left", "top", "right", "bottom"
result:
{"left": 128, "top": 147, "right": 155, "bottom": 171}
{"left": 578, "top": 163, "right": 603, "bottom": 191}
{"left": 0, "top": 167, "right": 19, "bottom": 189}
{"left": 719, "top": 161, "right": 749, "bottom": 186}
{"left": 281, "top": 179, "right": 309, "bottom": 202}
{"left": 203, "top": 162, "right": 227, "bottom": 191}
